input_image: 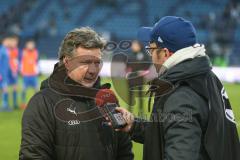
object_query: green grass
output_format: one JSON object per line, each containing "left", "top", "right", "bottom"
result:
{"left": 0, "top": 77, "right": 239, "bottom": 159}
{"left": 223, "top": 83, "right": 240, "bottom": 131}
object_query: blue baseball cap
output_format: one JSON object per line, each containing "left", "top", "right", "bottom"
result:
{"left": 138, "top": 16, "right": 197, "bottom": 52}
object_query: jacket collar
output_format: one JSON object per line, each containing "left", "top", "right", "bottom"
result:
{"left": 159, "top": 44, "right": 206, "bottom": 75}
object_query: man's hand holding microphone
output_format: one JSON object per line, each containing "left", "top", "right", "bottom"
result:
{"left": 113, "top": 107, "right": 134, "bottom": 132}
{"left": 95, "top": 88, "right": 135, "bottom": 132}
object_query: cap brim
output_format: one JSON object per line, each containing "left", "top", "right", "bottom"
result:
{"left": 137, "top": 27, "right": 152, "bottom": 46}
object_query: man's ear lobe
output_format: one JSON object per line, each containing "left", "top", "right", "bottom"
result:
{"left": 163, "top": 48, "right": 173, "bottom": 58}
{"left": 163, "top": 48, "right": 168, "bottom": 57}
{"left": 63, "top": 57, "right": 69, "bottom": 69}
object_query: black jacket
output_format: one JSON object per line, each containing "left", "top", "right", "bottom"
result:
{"left": 130, "top": 56, "right": 240, "bottom": 160}
{"left": 19, "top": 64, "right": 134, "bottom": 160}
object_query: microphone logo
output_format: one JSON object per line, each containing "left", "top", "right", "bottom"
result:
{"left": 95, "top": 89, "right": 126, "bottom": 129}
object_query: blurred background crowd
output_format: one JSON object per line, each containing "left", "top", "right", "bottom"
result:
{"left": 0, "top": 0, "right": 239, "bottom": 65}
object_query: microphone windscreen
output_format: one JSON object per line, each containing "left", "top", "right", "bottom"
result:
{"left": 95, "top": 89, "right": 118, "bottom": 107}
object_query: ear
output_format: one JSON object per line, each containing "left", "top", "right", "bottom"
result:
{"left": 163, "top": 48, "right": 173, "bottom": 58}
{"left": 63, "top": 57, "right": 70, "bottom": 70}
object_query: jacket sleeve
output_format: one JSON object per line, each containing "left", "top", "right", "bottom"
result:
{"left": 116, "top": 132, "right": 134, "bottom": 160}
{"left": 19, "top": 93, "right": 55, "bottom": 160}
{"left": 129, "top": 118, "right": 148, "bottom": 144}
{"left": 162, "top": 87, "right": 208, "bottom": 160}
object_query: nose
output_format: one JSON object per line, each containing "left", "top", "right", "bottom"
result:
{"left": 87, "top": 63, "right": 98, "bottom": 75}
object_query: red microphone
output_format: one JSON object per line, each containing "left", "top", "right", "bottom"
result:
{"left": 95, "top": 89, "right": 126, "bottom": 129}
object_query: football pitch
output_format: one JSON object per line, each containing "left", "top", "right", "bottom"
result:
{"left": 0, "top": 77, "right": 239, "bottom": 160}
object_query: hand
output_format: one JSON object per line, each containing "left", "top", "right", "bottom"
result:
{"left": 114, "top": 107, "right": 135, "bottom": 132}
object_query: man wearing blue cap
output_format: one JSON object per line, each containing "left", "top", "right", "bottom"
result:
{"left": 116, "top": 16, "right": 240, "bottom": 160}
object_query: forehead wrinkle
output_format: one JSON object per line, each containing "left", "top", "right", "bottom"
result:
{"left": 74, "top": 47, "right": 101, "bottom": 59}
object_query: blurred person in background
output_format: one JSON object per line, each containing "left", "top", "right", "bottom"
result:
{"left": 126, "top": 40, "right": 150, "bottom": 113}
{"left": 7, "top": 34, "right": 20, "bottom": 109}
{"left": 0, "top": 35, "right": 11, "bottom": 111}
{"left": 20, "top": 39, "right": 39, "bottom": 109}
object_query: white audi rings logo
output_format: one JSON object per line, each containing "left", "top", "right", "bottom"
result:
{"left": 68, "top": 120, "right": 81, "bottom": 125}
